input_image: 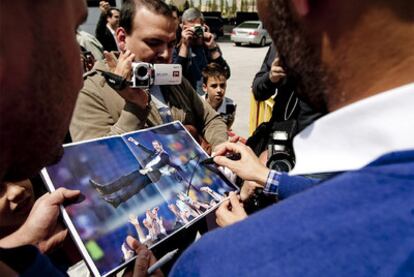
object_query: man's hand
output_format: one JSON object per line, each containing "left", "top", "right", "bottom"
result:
{"left": 180, "top": 26, "right": 194, "bottom": 48}
{"left": 200, "top": 187, "right": 210, "bottom": 193}
{"left": 216, "top": 192, "right": 247, "bottom": 227}
{"left": 178, "top": 26, "right": 194, "bottom": 58}
{"left": 240, "top": 180, "right": 263, "bottom": 201}
{"left": 204, "top": 27, "right": 221, "bottom": 59}
{"left": 0, "top": 188, "right": 81, "bottom": 253}
{"left": 113, "top": 50, "right": 135, "bottom": 80}
{"left": 269, "top": 57, "right": 286, "bottom": 83}
{"left": 122, "top": 236, "right": 163, "bottom": 277}
{"left": 99, "top": 1, "right": 110, "bottom": 13}
{"left": 127, "top": 137, "right": 137, "bottom": 144}
{"left": 139, "top": 167, "right": 152, "bottom": 175}
{"left": 227, "top": 131, "right": 246, "bottom": 144}
{"left": 129, "top": 214, "right": 139, "bottom": 226}
{"left": 104, "top": 51, "right": 118, "bottom": 73}
{"left": 104, "top": 50, "right": 150, "bottom": 109}
{"left": 213, "top": 142, "right": 270, "bottom": 185}
{"left": 203, "top": 26, "right": 217, "bottom": 49}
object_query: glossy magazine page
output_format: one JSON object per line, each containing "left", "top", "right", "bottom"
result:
{"left": 41, "top": 121, "right": 237, "bottom": 277}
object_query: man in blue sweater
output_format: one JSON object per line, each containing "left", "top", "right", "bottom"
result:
{"left": 167, "top": 0, "right": 414, "bottom": 276}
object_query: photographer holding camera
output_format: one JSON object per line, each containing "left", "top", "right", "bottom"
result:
{"left": 173, "top": 8, "right": 230, "bottom": 95}
{"left": 70, "top": 0, "right": 228, "bottom": 149}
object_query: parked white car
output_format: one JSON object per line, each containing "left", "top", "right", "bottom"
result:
{"left": 231, "top": 21, "right": 271, "bottom": 47}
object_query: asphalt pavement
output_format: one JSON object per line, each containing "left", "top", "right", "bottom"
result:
{"left": 216, "top": 37, "right": 269, "bottom": 138}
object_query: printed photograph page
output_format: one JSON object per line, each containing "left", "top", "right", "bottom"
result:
{"left": 42, "top": 122, "right": 237, "bottom": 277}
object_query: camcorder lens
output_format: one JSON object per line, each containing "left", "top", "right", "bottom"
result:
{"left": 136, "top": 65, "right": 149, "bottom": 79}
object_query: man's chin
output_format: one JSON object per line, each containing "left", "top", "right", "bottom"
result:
{"left": 3, "top": 145, "right": 65, "bottom": 183}
{"left": 50, "top": 145, "right": 65, "bottom": 165}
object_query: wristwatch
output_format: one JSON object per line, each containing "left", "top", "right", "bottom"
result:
{"left": 209, "top": 46, "right": 220, "bottom": 52}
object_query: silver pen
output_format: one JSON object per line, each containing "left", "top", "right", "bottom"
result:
{"left": 147, "top": 248, "right": 179, "bottom": 275}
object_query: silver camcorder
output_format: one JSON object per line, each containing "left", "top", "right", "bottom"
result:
{"left": 131, "top": 62, "right": 182, "bottom": 88}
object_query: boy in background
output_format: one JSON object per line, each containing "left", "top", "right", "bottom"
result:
{"left": 202, "top": 63, "right": 236, "bottom": 129}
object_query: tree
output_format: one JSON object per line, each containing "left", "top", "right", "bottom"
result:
{"left": 211, "top": 0, "right": 218, "bottom": 11}
{"left": 224, "top": 0, "right": 229, "bottom": 16}
{"left": 231, "top": 0, "right": 237, "bottom": 16}
{"left": 240, "top": 0, "right": 245, "bottom": 12}
{"left": 249, "top": 0, "right": 256, "bottom": 12}
{"left": 184, "top": 0, "right": 190, "bottom": 11}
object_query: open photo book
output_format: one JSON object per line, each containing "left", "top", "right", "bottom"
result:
{"left": 41, "top": 121, "right": 238, "bottom": 277}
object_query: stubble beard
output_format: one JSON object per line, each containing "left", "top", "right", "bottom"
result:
{"left": 262, "top": 0, "right": 337, "bottom": 113}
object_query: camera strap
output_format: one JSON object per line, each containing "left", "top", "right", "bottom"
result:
{"left": 98, "top": 70, "right": 131, "bottom": 91}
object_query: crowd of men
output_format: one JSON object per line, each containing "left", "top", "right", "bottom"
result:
{"left": 1, "top": 0, "right": 413, "bottom": 276}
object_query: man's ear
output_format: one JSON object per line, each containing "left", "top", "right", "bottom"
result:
{"left": 292, "top": 0, "right": 310, "bottom": 16}
{"left": 116, "top": 27, "right": 127, "bottom": 51}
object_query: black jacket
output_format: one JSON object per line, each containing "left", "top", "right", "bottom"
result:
{"left": 95, "top": 13, "right": 118, "bottom": 52}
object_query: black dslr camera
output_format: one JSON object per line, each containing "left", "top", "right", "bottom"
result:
{"left": 243, "top": 121, "right": 297, "bottom": 214}
{"left": 243, "top": 187, "right": 278, "bottom": 215}
{"left": 266, "top": 120, "right": 296, "bottom": 172}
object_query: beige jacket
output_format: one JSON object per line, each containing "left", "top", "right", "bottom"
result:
{"left": 70, "top": 61, "right": 228, "bottom": 147}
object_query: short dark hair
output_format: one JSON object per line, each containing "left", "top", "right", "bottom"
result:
{"left": 120, "top": 0, "right": 173, "bottom": 35}
{"left": 107, "top": 7, "right": 120, "bottom": 18}
{"left": 202, "top": 63, "right": 228, "bottom": 84}
{"left": 169, "top": 4, "right": 179, "bottom": 14}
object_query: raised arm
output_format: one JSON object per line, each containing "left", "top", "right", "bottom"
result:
{"left": 252, "top": 44, "right": 284, "bottom": 101}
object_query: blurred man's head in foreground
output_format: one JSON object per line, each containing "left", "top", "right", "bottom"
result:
{"left": 0, "top": 0, "right": 88, "bottom": 182}
{"left": 257, "top": 0, "right": 414, "bottom": 112}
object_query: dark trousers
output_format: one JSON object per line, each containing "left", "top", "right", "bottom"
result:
{"left": 96, "top": 170, "right": 153, "bottom": 203}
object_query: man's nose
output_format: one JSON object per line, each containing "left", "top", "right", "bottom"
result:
{"left": 158, "top": 45, "right": 172, "bottom": 63}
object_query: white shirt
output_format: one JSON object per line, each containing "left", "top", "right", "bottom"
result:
{"left": 106, "top": 24, "right": 119, "bottom": 51}
{"left": 290, "top": 83, "right": 414, "bottom": 175}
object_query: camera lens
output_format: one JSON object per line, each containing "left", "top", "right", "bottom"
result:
{"left": 194, "top": 26, "right": 204, "bottom": 37}
{"left": 243, "top": 187, "right": 277, "bottom": 214}
{"left": 266, "top": 152, "right": 294, "bottom": 172}
{"left": 267, "top": 159, "right": 293, "bottom": 172}
{"left": 135, "top": 64, "right": 149, "bottom": 80}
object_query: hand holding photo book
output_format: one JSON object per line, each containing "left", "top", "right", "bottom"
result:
{"left": 41, "top": 121, "right": 238, "bottom": 277}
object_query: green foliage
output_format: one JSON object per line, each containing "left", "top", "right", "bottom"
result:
{"left": 211, "top": 0, "right": 218, "bottom": 11}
